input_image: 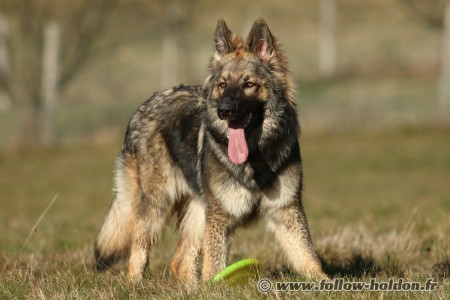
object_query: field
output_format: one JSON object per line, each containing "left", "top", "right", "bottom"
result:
{"left": 1, "top": 0, "right": 450, "bottom": 298}
{"left": 1, "top": 125, "right": 449, "bottom": 299}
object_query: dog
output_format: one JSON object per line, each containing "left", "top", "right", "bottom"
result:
{"left": 94, "top": 17, "right": 327, "bottom": 284}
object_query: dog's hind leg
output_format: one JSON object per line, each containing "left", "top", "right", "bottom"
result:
{"left": 127, "top": 225, "right": 150, "bottom": 282}
{"left": 126, "top": 154, "right": 174, "bottom": 282}
{"left": 127, "top": 189, "right": 173, "bottom": 282}
{"left": 170, "top": 198, "right": 205, "bottom": 285}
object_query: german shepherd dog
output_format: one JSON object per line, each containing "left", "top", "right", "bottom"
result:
{"left": 95, "top": 18, "right": 327, "bottom": 284}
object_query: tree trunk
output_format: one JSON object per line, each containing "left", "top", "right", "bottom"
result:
{"left": 161, "top": 2, "right": 181, "bottom": 88}
{"left": 161, "top": 32, "right": 178, "bottom": 88}
{"left": 40, "top": 21, "right": 60, "bottom": 146}
{"left": 0, "top": 11, "right": 10, "bottom": 111}
{"left": 319, "top": 0, "right": 337, "bottom": 79}
{"left": 438, "top": 2, "right": 450, "bottom": 117}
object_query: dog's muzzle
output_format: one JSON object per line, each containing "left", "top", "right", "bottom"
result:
{"left": 217, "top": 97, "right": 238, "bottom": 121}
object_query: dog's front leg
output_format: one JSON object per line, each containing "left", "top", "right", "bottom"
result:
{"left": 265, "top": 202, "right": 328, "bottom": 279}
{"left": 201, "top": 210, "right": 230, "bottom": 281}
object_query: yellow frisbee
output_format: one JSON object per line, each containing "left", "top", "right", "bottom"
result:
{"left": 210, "top": 258, "right": 261, "bottom": 285}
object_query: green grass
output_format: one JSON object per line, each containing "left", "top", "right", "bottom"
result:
{"left": 0, "top": 127, "right": 449, "bottom": 299}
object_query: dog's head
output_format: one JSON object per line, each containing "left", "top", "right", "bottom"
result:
{"left": 203, "top": 18, "right": 295, "bottom": 165}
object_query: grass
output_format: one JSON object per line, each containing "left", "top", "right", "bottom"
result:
{"left": 0, "top": 127, "right": 449, "bottom": 299}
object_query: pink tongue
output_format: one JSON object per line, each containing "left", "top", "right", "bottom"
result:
{"left": 228, "top": 119, "right": 249, "bottom": 164}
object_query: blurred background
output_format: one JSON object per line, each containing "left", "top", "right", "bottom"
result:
{"left": 0, "top": 0, "right": 449, "bottom": 147}
{"left": 0, "top": 0, "right": 449, "bottom": 262}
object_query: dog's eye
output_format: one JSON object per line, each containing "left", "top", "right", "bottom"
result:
{"left": 218, "top": 82, "right": 227, "bottom": 89}
{"left": 244, "top": 82, "right": 255, "bottom": 88}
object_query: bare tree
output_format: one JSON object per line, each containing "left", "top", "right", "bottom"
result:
{"left": 40, "top": 21, "right": 60, "bottom": 145}
{"left": 156, "top": 0, "right": 199, "bottom": 88}
{"left": 0, "top": 0, "right": 119, "bottom": 146}
{"left": 319, "top": 0, "right": 337, "bottom": 79}
{"left": 0, "top": 10, "right": 10, "bottom": 111}
{"left": 439, "top": 2, "right": 450, "bottom": 115}
{"left": 401, "top": 0, "right": 450, "bottom": 118}
{"left": 161, "top": 2, "right": 181, "bottom": 88}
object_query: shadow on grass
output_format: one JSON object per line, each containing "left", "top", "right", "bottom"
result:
{"left": 265, "top": 253, "right": 398, "bottom": 281}
{"left": 265, "top": 253, "right": 381, "bottom": 280}
{"left": 320, "top": 253, "right": 381, "bottom": 278}
{"left": 432, "top": 254, "right": 450, "bottom": 280}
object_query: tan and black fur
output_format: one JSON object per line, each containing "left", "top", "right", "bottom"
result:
{"left": 94, "top": 18, "right": 327, "bottom": 284}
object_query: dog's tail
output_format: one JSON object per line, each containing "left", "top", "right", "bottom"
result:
{"left": 94, "top": 155, "right": 137, "bottom": 271}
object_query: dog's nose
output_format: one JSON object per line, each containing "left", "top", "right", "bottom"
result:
{"left": 217, "top": 98, "right": 237, "bottom": 120}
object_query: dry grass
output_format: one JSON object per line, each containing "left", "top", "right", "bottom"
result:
{"left": 317, "top": 221, "right": 450, "bottom": 278}
{"left": 0, "top": 222, "right": 448, "bottom": 299}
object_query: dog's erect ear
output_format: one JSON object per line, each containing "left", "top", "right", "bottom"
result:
{"left": 214, "top": 18, "right": 235, "bottom": 59}
{"left": 246, "top": 18, "right": 276, "bottom": 62}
